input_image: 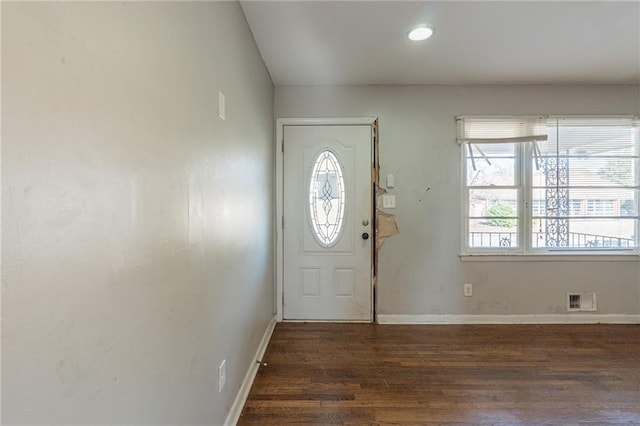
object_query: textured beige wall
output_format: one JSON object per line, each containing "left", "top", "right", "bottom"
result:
{"left": 2, "top": 2, "right": 274, "bottom": 424}
{"left": 276, "top": 85, "right": 640, "bottom": 317}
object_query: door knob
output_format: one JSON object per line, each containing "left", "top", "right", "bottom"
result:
{"left": 362, "top": 232, "right": 369, "bottom": 240}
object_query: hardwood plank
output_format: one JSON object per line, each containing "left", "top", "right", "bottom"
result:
{"left": 239, "top": 323, "right": 640, "bottom": 425}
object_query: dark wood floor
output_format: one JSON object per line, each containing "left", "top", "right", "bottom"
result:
{"left": 239, "top": 323, "right": 640, "bottom": 425}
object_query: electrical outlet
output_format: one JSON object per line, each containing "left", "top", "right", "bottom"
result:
{"left": 218, "top": 359, "right": 226, "bottom": 392}
{"left": 464, "top": 283, "right": 473, "bottom": 297}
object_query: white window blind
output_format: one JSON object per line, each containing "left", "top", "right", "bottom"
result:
{"left": 456, "top": 116, "right": 548, "bottom": 144}
{"left": 458, "top": 116, "right": 550, "bottom": 171}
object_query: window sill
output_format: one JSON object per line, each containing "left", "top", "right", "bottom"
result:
{"left": 459, "top": 252, "right": 640, "bottom": 262}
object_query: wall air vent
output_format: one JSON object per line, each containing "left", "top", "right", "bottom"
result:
{"left": 567, "top": 292, "right": 597, "bottom": 312}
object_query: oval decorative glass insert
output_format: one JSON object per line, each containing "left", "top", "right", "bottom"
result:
{"left": 308, "top": 150, "right": 346, "bottom": 247}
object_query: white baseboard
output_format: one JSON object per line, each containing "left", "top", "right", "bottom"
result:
{"left": 225, "top": 316, "right": 277, "bottom": 426}
{"left": 377, "top": 314, "right": 640, "bottom": 324}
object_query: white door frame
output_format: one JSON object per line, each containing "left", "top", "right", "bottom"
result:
{"left": 275, "top": 117, "right": 377, "bottom": 322}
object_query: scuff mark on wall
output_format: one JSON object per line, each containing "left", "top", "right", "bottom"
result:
{"left": 376, "top": 210, "right": 399, "bottom": 251}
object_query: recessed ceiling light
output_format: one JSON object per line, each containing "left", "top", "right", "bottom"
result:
{"left": 408, "top": 26, "right": 434, "bottom": 41}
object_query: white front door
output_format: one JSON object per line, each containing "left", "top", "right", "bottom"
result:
{"left": 283, "top": 124, "right": 373, "bottom": 321}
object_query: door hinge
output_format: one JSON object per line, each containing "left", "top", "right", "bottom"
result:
{"left": 282, "top": 216, "right": 284, "bottom": 229}
{"left": 281, "top": 140, "right": 284, "bottom": 153}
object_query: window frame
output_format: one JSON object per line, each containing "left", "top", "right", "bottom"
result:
{"left": 460, "top": 116, "right": 640, "bottom": 256}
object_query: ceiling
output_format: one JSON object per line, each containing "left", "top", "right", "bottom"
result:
{"left": 240, "top": 1, "right": 640, "bottom": 86}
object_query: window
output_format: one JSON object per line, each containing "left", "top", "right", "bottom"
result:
{"left": 308, "top": 149, "right": 346, "bottom": 247}
{"left": 460, "top": 116, "right": 640, "bottom": 254}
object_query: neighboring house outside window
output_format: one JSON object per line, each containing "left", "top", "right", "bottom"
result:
{"left": 459, "top": 116, "right": 639, "bottom": 254}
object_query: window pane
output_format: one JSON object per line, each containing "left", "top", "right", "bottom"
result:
{"left": 532, "top": 218, "right": 637, "bottom": 248}
{"left": 469, "top": 219, "right": 518, "bottom": 248}
{"left": 466, "top": 143, "right": 516, "bottom": 186}
{"left": 469, "top": 189, "right": 518, "bottom": 218}
{"left": 469, "top": 188, "right": 519, "bottom": 248}
{"left": 468, "top": 142, "right": 515, "bottom": 157}
{"left": 467, "top": 158, "right": 516, "bottom": 186}
{"left": 531, "top": 188, "right": 637, "bottom": 218}
{"left": 532, "top": 156, "right": 638, "bottom": 188}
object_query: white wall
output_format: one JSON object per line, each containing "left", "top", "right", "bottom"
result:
{"left": 2, "top": 2, "right": 274, "bottom": 424}
{"left": 276, "top": 85, "right": 640, "bottom": 317}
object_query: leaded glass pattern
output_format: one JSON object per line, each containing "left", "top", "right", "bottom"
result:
{"left": 308, "top": 150, "right": 346, "bottom": 247}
